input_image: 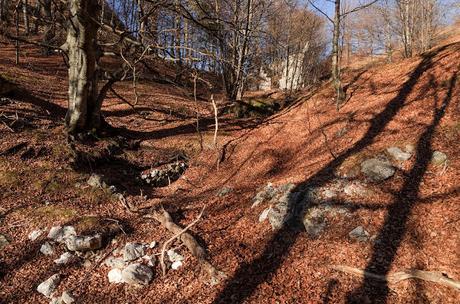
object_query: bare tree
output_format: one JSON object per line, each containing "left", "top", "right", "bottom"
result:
{"left": 309, "top": 0, "right": 378, "bottom": 109}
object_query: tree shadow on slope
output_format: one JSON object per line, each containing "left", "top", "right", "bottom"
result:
{"left": 211, "top": 44, "right": 454, "bottom": 304}
{"left": 345, "top": 73, "right": 457, "bottom": 303}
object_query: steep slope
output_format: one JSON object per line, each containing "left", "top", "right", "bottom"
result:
{"left": 0, "top": 35, "right": 459, "bottom": 303}
{"left": 159, "top": 39, "right": 460, "bottom": 303}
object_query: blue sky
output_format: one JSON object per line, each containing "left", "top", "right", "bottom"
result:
{"left": 305, "top": 0, "right": 459, "bottom": 25}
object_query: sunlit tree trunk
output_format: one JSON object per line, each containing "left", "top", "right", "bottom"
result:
{"left": 64, "top": 0, "right": 102, "bottom": 134}
{"left": 22, "top": 0, "right": 29, "bottom": 34}
{"left": 332, "top": 0, "right": 344, "bottom": 109}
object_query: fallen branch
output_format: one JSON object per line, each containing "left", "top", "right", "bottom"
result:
{"left": 158, "top": 206, "right": 205, "bottom": 276}
{"left": 332, "top": 265, "right": 460, "bottom": 290}
{"left": 145, "top": 207, "right": 226, "bottom": 285}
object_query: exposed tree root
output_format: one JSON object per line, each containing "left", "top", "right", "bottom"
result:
{"left": 146, "top": 208, "right": 226, "bottom": 285}
{"left": 332, "top": 265, "right": 460, "bottom": 290}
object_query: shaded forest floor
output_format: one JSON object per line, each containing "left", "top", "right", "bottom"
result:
{"left": 0, "top": 33, "right": 459, "bottom": 303}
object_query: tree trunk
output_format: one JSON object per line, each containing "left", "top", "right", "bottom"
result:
{"left": 42, "top": 0, "right": 54, "bottom": 55}
{"left": 0, "top": 0, "right": 5, "bottom": 22}
{"left": 64, "top": 0, "right": 102, "bottom": 134}
{"left": 234, "top": 0, "right": 252, "bottom": 101}
{"left": 332, "top": 0, "right": 344, "bottom": 109}
{"left": 32, "top": 1, "right": 40, "bottom": 34}
{"left": 22, "top": 0, "right": 29, "bottom": 35}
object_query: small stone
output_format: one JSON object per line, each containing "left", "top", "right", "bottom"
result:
{"left": 61, "top": 291, "right": 75, "bottom": 304}
{"left": 431, "top": 151, "right": 447, "bottom": 165}
{"left": 123, "top": 242, "right": 145, "bottom": 261}
{"left": 0, "top": 234, "right": 9, "bottom": 250}
{"left": 37, "top": 274, "right": 60, "bottom": 298}
{"left": 323, "top": 189, "right": 336, "bottom": 199}
{"left": 83, "top": 260, "right": 92, "bottom": 268}
{"left": 87, "top": 173, "right": 104, "bottom": 188}
{"left": 54, "top": 252, "right": 75, "bottom": 265}
{"left": 121, "top": 263, "right": 153, "bottom": 286}
{"left": 171, "top": 261, "right": 183, "bottom": 270}
{"left": 48, "top": 226, "right": 76, "bottom": 243}
{"left": 104, "top": 256, "right": 126, "bottom": 269}
{"left": 349, "top": 226, "right": 370, "bottom": 242}
{"left": 267, "top": 202, "right": 292, "bottom": 230}
{"left": 148, "top": 241, "right": 157, "bottom": 249}
{"left": 65, "top": 234, "right": 102, "bottom": 251}
{"left": 386, "top": 147, "right": 412, "bottom": 161}
{"left": 303, "top": 207, "right": 327, "bottom": 237}
{"left": 360, "top": 158, "right": 395, "bottom": 182}
{"left": 28, "top": 229, "right": 43, "bottom": 241}
{"left": 142, "top": 255, "right": 156, "bottom": 267}
{"left": 258, "top": 208, "right": 271, "bottom": 222}
{"left": 49, "top": 297, "right": 62, "bottom": 304}
{"left": 108, "top": 268, "right": 124, "bottom": 283}
{"left": 167, "top": 249, "right": 184, "bottom": 262}
{"left": 216, "top": 187, "right": 233, "bottom": 197}
{"left": 344, "top": 182, "right": 370, "bottom": 197}
{"left": 40, "top": 242, "right": 54, "bottom": 255}
{"left": 404, "top": 144, "right": 415, "bottom": 154}
{"left": 251, "top": 183, "right": 275, "bottom": 207}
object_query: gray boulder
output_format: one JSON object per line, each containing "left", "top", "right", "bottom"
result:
{"left": 108, "top": 268, "right": 124, "bottom": 283}
{"left": 61, "top": 291, "right": 75, "bottom": 304}
{"left": 28, "top": 229, "right": 43, "bottom": 241}
{"left": 54, "top": 252, "right": 76, "bottom": 265}
{"left": 302, "top": 207, "right": 327, "bottom": 238}
{"left": 104, "top": 256, "right": 126, "bottom": 269}
{"left": 267, "top": 202, "right": 292, "bottom": 230}
{"left": 65, "top": 234, "right": 102, "bottom": 251}
{"left": 40, "top": 242, "right": 54, "bottom": 255}
{"left": 37, "top": 274, "right": 60, "bottom": 298}
{"left": 121, "top": 263, "right": 154, "bottom": 286}
{"left": 123, "top": 243, "right": 145, "bottom": 262}
{"left": 349, "top": 226, "right": 370, "bottom": 242}
{"left": 48, "top": 226, "right": 76, "bottom": 243}
{"left": 360, "top": 158, "right": 395, "bottom": 182}
{"left": 386, "top": 147, "right": 412, "bottom": 161}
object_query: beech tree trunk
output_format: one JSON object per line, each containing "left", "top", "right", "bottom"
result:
{"left": 64, "top": 0, "right": 102, "bottom": 134}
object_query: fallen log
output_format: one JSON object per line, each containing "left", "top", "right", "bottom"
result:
{"left": 145, "top": 208, "right": 226, "bottom": 285}
{"left": 332, "top": 265, "right": 460, "bottom": 291}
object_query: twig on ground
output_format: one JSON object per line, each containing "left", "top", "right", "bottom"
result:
{"left": 117, "top": 194, "right": 135, "bottom": 214}
{"left": 332, "top": 265, "right": 460, "bottom": 290}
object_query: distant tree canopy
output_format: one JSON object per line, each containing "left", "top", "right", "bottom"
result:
{"left": 0, "top": 0, "right": 447, "bottom": 134}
